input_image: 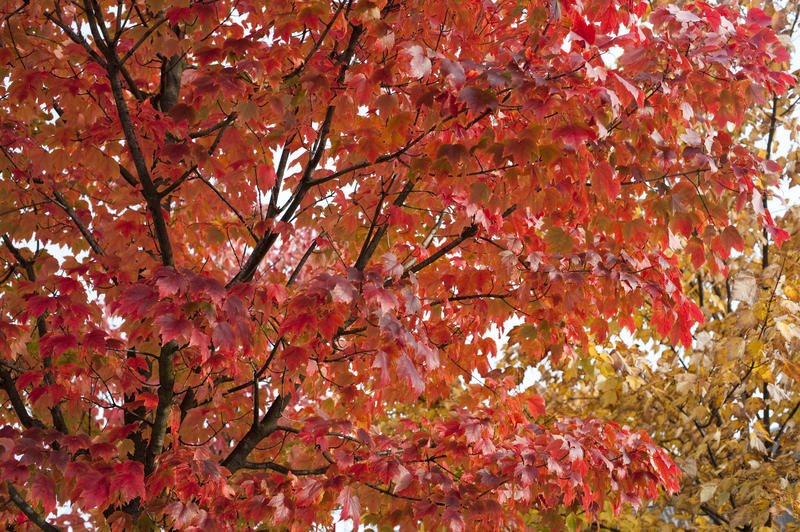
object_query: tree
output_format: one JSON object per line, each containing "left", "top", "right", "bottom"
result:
{"left": 0, "top": 1, "right": 791, "bottom": 530}
{"left": 529, "top": 4, "right": 800, "bottom": 529}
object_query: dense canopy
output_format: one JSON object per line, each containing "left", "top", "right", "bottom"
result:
{"left": 0, "top": 0, "right": 792, "bottom": 530}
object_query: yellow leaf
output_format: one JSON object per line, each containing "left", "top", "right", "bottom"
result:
{"left": 747, "top": 339, "right": 764, "bottom": 359}
{"left": 725, "top": 337, "right": 745, "bottom": 361}
{"left": 782, "top": 360, "right": 800, "bottom": 383}
{"left": 776, "top": 319, "right": 800, "bottom": 343}
{"left": 699, "top": 483, "right": 717, "bottom": 503}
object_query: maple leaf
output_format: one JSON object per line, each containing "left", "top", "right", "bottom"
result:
{"left": 155, "top": 313, "right": 193, "bottom": 343}
{"left": 404, "top": 44, "right": 431, "bottom": 78}
{"left": 747, "top": 7, "right": 773, "bottom": 27}
{"left": 114, "top": 461, "right": 146, "bottom": 502}
{"left": 336, "top": 486, "right": 360, "bottom": 529}
{"left": 554, "top": 124, "right": 595, "bottom": 150}
{"left": 396, "top": 355, "right": 425, "bottom": 396}
{"left": 458, "top": 86, "right": 499, "bottom": 114}
{"left": 30, "top": 474, "right": 56, "bottom": 514}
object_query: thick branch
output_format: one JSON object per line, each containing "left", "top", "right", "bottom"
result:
{"left": 0, "top": 365, "right": 44, "bottom": 429}
{"left": 221, "top": 393, "right": 291, "bottom": 473}
{"left": 143, "top": 340, "right": 177, "bottom": 476}
{"left": 5, "top": 481, "right": 60, "bottom": 532}
{"left": 152, "top": 53, "right": 186, "bottom": 112}
{"left": 107, "top": 71, "right": 174, "bottom": 266}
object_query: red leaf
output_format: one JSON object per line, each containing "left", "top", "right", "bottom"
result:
{"left": 115, "top": 284, "right": 158, "bottom": 317}
{"left": 73, "top": 468, "right": 110, "bottom": 509}
{"left": 26, "top": 294, "right": 54, "bottom": 317}
{"left": 39, "top": 333, "right": 77, "bottom": 358}
{"left": 269, "top": 493, "right": 291, "bottom": 523}
{"left": 591, "top": 161, "right": 620, "bottom": 200}
{"left": 337, "top": 486, "right": 360, "bottom": 530}
{"left": 155, "top": 314, "right": 194, "bottom": 343}
{"left": 525, "top": 394, "right": 546, "bottom": 418}
{"left": 114, "top": 461, "right": 146, "bottom": 502}
{"left": 686, "top": 237, "right": 705, "bottom": 268}
{"left": 747, "top": 7, "right": 772, "bottom": 27}
{"left": 212, "top": 322, "right": 236, "bottom": 351}
{"left": 443, "top": 507, "right": 465, "bottom": 532}
{"left": 294, "top": 478, "right": 322, "bottom": 507}
{"left": 404, "top": 44, "right": 431, "bottom": 77}
{"left": 458, "top": 86, "right": 499, "bottom": 114}
{"left": 256, "top": 163, "right": 276, "bottom": 189}
{"left": 553, "top": 124, "right": 595, "bottom": 150}
{"left": 154, "top": 267, "right": 188, "bottom": 298}
{"left": 572, "top": 14, "right": 595, "bottom": 44}
{"left": 720, "top": 225, "right": 744, "bottom": 253}
{"left": 372, "top": 350, "right": 391, "bottom": 387}
{"left": 396, "top": 355, "right": 424, "bottom": 396}
{"left": 31, "top": 474, "right": 56, "bottom": 514}
{"left": 16, "top": 371, "right": 42, "bottom": 390}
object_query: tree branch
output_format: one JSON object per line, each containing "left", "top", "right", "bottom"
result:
{"left": 403, "top": 204, "right": 516, "bottom": 278}
{"left": 193, "top": 170, "right": 258, "bottom": 243}
{"left": 0, "top": 365, "right": 45, "bottom": 429}
{"left": 287, "top": 240, "right": 317, "bottom": 287}
{"left": 5, "top": 481, "right": 60, "bottom": 532}
{"left": 107, "top": 71, "right": 174, "bottom": 266}
{"left": 282, "top": 1, "right": 346, "bottom": 80}
{"left": 221, "top": 392, "right": 292, "bottom": 473}
{"left": 143, "top": 340, "right": 177, "bottom": 476}
{"left": 227, "top": 25, "right": 364, "bottom": 288}
{"left": 354, "top": 179, "right": 414, "bottom": 271}
{"left": 240, "top": 461, "right": 329, "bottom": 476}
{"left": 406, "top": 224, "right": 479, "bottom": 276}
{"left": 2, "top": 236, "right": 68, "bottom": 433}
{"left": 49, "top": 189, "right": 104, "bottom": 255}
{"left": 44, "top": 6, "right": 108, "bottom": 67}
{"left": 189, "top": 111, "right": 237, "bottom": 139}
{"left": 770, "top": 399, "right": 800, "bottom": 458}
{"left": 159, "top": 112, "right": 237, "bottom": 198}
{"left": 118, "top": 14, "right": 167, "bottom": 65}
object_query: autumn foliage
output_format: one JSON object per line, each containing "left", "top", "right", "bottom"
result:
{"left": 0, "top": 0, "right": 793, "bottom": 530}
